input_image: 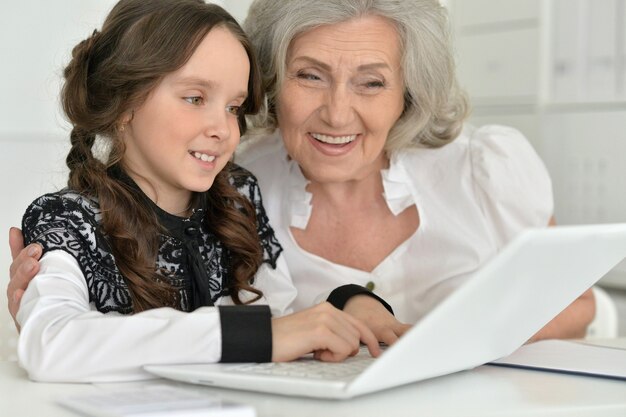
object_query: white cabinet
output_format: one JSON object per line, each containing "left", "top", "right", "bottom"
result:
{"left": 453, "top": 0, "right": 626, "bottom": 104}
{"left": 549, "top": 0, "right": 585, "bottom": 102}
{"left": 586, "top": 0, "right": 619, "bottom": 101}
{"left": 453, "top": 0, "right": 539, "bottom": 28}
{"left": 548, "top": 0, "right": 623, "bottom": 103}
{"left": 456, "top": 28, "right": 539, "bottom": 103}
{"left": 451, "top": 0, "right": 626, "bottom": 291}
{"left": 452, "top": 0, "right": 540, "bottom": 103}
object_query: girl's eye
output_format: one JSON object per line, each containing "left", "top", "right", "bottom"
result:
{"left": 184, "top": 96, "right": 204, "bottom": 105}
{"left": 226, "top": 105, "right": 242, "bottom": 116}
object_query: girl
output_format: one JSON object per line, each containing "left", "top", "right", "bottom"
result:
{"left": 16, "top": 0, "right": 380, "bottom": 382}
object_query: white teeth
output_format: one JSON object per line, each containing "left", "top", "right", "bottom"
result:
{"left": 311, "top": 133, "right": 357, "bottom": 144}
{"left": 192, "top": 152, "right": 216, "bottom": 162}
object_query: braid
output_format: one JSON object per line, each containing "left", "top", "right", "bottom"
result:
{"left": 66, "top": 128, "right": 102, "bottom": 193}
{"left": 207, "top": 164, "right": 263, "bottom": 304}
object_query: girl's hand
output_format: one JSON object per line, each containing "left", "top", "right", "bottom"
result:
{"left": 271, "top": 302, "right": 381, "bottom": 362}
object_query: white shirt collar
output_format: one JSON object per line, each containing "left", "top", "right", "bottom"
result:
{"left": 284, "top": 146, "right": 417, "bottom": 229}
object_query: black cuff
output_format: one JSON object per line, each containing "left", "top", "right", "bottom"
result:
{"left": 219, "top": 305, "right": 272, "bottom": 362}
{"left": 326, "top": 284, "right": 394, "bottom": 315}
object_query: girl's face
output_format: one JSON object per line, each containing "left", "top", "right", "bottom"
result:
{"left": 122, "top": 26, "right": 250, "bottom": 215}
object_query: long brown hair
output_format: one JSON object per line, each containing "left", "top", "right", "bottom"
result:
{"left": 62, "top": 0, "right": 264, "bottom": 311}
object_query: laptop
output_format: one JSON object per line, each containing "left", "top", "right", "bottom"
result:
{"left": 145, "top": 223, "right": 626, "bottom": 399}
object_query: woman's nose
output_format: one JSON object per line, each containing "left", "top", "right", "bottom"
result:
{"left": 320, "top": 84, "right": 355, "bottom": 127}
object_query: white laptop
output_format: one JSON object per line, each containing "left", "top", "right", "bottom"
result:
{"left": 145, "top": 223, "right": 626, "bottom": 399}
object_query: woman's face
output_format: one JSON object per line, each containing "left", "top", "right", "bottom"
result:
{"left": 277, "top": 15, "right": 405, "bottom": 184}
{"left": 122, "top": 27, "right": 249, "bottom": 214}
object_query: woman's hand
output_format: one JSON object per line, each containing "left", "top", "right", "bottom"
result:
{"left": 343, "top": 295, "right": 412, "bottom": 346}
{"left": 271, "top": 302, "right": 381, "bottom": 362}
{"left": 7, "top": 227, "right": 41, "bottom": 331}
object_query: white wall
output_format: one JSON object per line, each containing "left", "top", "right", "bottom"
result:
{"left": 0, "top": 0, "right": 253, "bottom": 361}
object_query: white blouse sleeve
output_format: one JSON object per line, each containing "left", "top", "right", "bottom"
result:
{"left": 218, "top": 255, "right": 297, "bottom": 318}
{"left": 470, "top": 125, "right": 554, "bottom": 246}
{"left": 17, "top": 250, "right": 223, "bottom": 383}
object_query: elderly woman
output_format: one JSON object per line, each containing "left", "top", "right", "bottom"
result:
{"left": 8, "top": 0, "right": 594, "bottom": 341}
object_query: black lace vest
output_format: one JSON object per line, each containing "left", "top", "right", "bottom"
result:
{"left": 22, "top": 165, "right": 283, "bottom": 314}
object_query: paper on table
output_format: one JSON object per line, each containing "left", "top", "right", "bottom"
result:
{"left": 489, "top": 339, "right": 626, "bottom": 381}
{"left": 57, "top": 384, "right": 256, "bottom": 417}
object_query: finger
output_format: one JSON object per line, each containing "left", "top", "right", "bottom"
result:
{"left": 342, "top": 314, "right": 380, "bottom": 358}
{"left": 9, "top": 253, "right": 40, "bottom": 285}
{"left": 316, "top": 304, "right": 361, "bottom": 347}
{"left": 7, "top": 259, "right": 39, "bottom": 322}
{"left": 379, "top": 328, "right": 399, "bottom": 346}
{"left": 318, "top": 322, "right": 360, "bottom": 361}
{"left": 393, "top": 323, "right": 412, "bottom": 338}
{"left": 313, "top": 349, "right": 340, "bottom": 362}
{"left": 310, "top": 318, "right": 361, "bottom": 362}
{"left": 8, "top": 288, "right": 25, "bottom": 320}
{"left": 28, "top": 243, "right": 43, "bottom": 260}
{"left": 9, "top": 227, "right": 25, "bottom": 260}
{"left": 8, "top": 245, "right": 24, "bottom": 277}
{"left": 312, "top": 342, "right": 350, "bottom": 363}
{"left": 316, "top": 347, "right": 351, "bottom": 363}
{"left": 9, "top": 230, "right": 41, "bottom": 263}
{"left": 10, "top": 290, "right": 24, "bottom": 333}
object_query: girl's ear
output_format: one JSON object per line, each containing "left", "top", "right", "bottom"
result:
{"left": 122, "top": 110, "right": 134, "bottom": 124}
{"left": 118, "top": 110, "right": 134, "bottom": 132}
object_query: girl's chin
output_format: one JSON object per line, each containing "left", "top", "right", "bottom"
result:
{"left": 182, "top": 179, "right": 216, "bottom": 193}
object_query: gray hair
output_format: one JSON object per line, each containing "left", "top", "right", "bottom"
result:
{"left": 243, "top": 0, "right": 469, "bottom": 151}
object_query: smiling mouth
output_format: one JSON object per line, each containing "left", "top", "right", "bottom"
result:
{"left": 310, "top": 133, "right": 357, "bottom": 145}
{"left": 190, "top": 151, "right": 216, "bottom": 162}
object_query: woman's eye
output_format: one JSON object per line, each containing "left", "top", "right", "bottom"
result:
{"left": 363, "top": 80, "right": 385, "bottom": 89}
{"left": 184, "top": 96, "right": 204, "bottom": 105}
{"left": 296, "top": 71, "right": 321, "bottom": 81}
{"left": 226, "top": 105, "right": 242, "bottom": 116}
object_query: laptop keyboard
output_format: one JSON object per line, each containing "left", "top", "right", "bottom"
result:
{"left": 227, "top": 348, "right": 378, "bottom": 381}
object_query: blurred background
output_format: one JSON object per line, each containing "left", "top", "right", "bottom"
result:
{"left": 1, "top": 0, "right": 625, "bottom": 360}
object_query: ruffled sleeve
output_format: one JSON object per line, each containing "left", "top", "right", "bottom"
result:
{"left": 469, "top": 125, "right": 554, "bottom": 246}
{"left": 228, "top": 164, "right": 284, "bottom": 268}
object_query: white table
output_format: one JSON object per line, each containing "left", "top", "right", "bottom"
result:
{"left": 2, "top": 360, "right": 626, "bottom": 417}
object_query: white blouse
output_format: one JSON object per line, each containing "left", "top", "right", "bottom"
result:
{"left": 237, "top": 125, "right": 554, "bottom": 323}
